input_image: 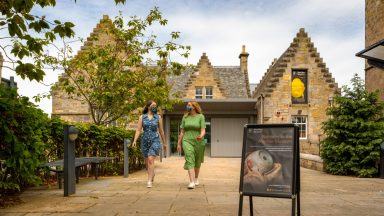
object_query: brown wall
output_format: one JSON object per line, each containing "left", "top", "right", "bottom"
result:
{"left": 365, "top": 0, "right": 384, "bottom": 99}
{"left": 52, "top": 86, "right": 92, "bottom": 123}
{"left": 261, "top": 36, "right": 337, "bottom": 155}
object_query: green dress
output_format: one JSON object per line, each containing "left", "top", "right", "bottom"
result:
{"left": 180, "top": 114, "right": 206, "bottom": 170}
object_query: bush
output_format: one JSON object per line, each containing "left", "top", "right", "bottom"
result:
{"left": 0, "top": 86, "right": 49, "bottom": 196}
{"left": 321, "top": 74, "right": 384, "bottom": 177}
{"left": 0, "top": 84, "right": 143, "bottom": 200}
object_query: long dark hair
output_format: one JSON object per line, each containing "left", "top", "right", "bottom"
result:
{"left": 142, "top": 100, "right": 154, "bottom": 114}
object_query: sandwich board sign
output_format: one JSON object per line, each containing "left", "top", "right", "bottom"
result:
{"left": 238, "top": 124, "right": 300, "bottom": 216}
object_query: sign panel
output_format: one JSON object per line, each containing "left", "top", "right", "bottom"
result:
{"left": 291, "top": 70, "right": 307, "bottom": 104}
{"left": 239, "top": 124, "right": 298, "bottom": 198}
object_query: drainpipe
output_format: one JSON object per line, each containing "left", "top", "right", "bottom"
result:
{"left": 259, "top": 94, "right": 264, "bottom": 124}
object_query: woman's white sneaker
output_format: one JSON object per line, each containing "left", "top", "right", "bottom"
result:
{"left": 194, "top": 179, "right": 199, "bottom": 186}
{"left": 147, "top": 181, "right": 152, "bottom": 188}
{"left": 188, "top": 182, "right": 195, "bottom": 189}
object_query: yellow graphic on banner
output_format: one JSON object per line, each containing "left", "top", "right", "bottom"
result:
{"left": 291, "top": 78, "right": 305, "bottom": 98}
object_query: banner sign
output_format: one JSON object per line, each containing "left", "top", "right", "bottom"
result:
{"left": 291, "top": 70, "right": 307, "bottom": 104}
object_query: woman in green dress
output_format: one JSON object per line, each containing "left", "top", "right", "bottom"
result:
{"left": 177, "top": 101, "right": 206, "bottom": 189}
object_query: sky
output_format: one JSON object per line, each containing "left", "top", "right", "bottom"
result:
{"left": 1, "top": 0, "right": 365, "bottom": 115}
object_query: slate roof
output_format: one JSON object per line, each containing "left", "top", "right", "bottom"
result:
{"left": 167, "top": 65, "right": 249, "bottom": 99}
{"left": 252, "top": 28, "right": 340, "bottom": 98}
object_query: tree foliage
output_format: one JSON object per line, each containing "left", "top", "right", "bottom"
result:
{"left": 52, "top": 8, "right": 190, "bottom": 125}
{"left": 0, "top": 85, "right": 49, "bottom": 195}
{"left": 0, "top": 0, "right": 126, "bottom": 81}
{"left": 320, "top": 74, "right": 384, "bottom": 177}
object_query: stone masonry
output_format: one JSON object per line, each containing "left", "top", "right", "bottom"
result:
{"left": 183, "top": 53, "right": 226, "bottom": 99}
{"left": 52, "top": 15, "right": 115, "bottom": 123}
{"left": 252, "top": 28, "right": 341, "bottom": 171}
{"left": 365, "top": 0, "right": 384, "bottom": 99}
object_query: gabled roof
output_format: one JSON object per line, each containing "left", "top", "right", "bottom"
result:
{"left": 79, "top": 15, "right": 116, "bottom": 52}
{"left": 167, "top": 53, "right": 249, "bottom": 99}
{"left": 253, "top": 28, "right": 340, "bottom": 98}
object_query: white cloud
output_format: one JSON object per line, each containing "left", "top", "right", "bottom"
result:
{"left": 1, "top": 0, "right": 366, "bottom": 115}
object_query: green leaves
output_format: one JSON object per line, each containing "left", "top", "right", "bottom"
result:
{"left": 321, "top": 74, "right": 384, "bottom": 177}
{"left": 0, "top": 85, "right": 49, "bottom": 195}
{"left": 1, "top": 0, "right": 76, "bottom": 81}
{"left": 55, "top": 8, "right": 190, "bottom": 126}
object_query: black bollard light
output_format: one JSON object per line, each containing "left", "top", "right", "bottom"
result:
{"left": 64, "top": 125, "right": 78, "bottom": 196}
{"left": 380, "top": 142, "right": 384, "bottom": 179}
{"left": 124, "top": 138, "right": 130, "bottom": 178}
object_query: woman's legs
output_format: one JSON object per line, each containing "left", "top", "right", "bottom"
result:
{"left": 188, "top": 168, "right": 195, "bottom": 183}
{"left": 147, "top": 155, "right": 156, "bottom": 182}
{"left": 194, "top": 167, "right": 200, "bottom": 179}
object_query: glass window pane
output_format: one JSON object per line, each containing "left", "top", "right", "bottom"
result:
{"left": 195, "top": 87, "right": 203, "bottom": 99}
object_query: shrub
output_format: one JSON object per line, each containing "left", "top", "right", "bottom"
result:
{"left": 321, "top": 74, "right": 384, "bottom": 177}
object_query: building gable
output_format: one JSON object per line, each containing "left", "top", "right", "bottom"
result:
{"left": 252, "top": 28, "right": 341, "bottom": 157}
{"left": 183, "top": 53, "right": 226, "bottom": 99}
{"left": 168, "top": 51, "right": 249, "bottom": 99}
{"left": 253, "top": 28, "right": 340, "bottom": 100}
{"left": 52, "top": 15, "right": 116, "bottom": 122}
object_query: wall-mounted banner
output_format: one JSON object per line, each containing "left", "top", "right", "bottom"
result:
{"left": 239, "top": 124, "right": 298, "bottom": 198}
{"left": 291, "top": 70, "right": 307, "bottom": 104}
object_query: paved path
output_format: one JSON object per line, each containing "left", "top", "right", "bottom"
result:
{"left": 1, "top": 156, "right": 384, "bottom": 215}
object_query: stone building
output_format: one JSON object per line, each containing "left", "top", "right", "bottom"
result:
{"left": 52, "top": 15, "right": 115, "bottom": 122}
{"left": 51, "top": 15, "right": 340, "bottom": 171}
{"left": 164, "top": 48, "right": 256, "bottom": 157}
{"left": 358, "top": 0, "right": 384, "bottom": 98}
{"left": 252, "top": 28, "right": 340, "bottom": 171}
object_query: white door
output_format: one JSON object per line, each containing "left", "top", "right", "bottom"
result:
{"left": 211, "top": 118, "right": 248, "bottom": 157}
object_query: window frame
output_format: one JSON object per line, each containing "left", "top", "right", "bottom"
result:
{"left": 205, "top": 86, "right": 213, "bottom": 99}
{"left": 195, "top": 86, "right": 203, "bottom": 99}
{"left": 291, "top": 115, "right": 307, "bottom": 139}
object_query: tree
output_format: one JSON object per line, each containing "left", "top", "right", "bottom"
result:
{"left": 320, "top": 74, "right": 384, "bottom": 177}
{"left": 0, "top": 0, "right": 125, "bottom": 82}
{"left": 51, "top": 8, "right": 190, "bottom": 125}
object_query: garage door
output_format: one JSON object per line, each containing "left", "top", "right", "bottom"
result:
{"left": 211, "top": 118, "right": 248, "bottom": 157}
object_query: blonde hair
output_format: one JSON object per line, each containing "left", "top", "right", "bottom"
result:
{"left": 184, "top": 100, "right": 203, "bottom": 117}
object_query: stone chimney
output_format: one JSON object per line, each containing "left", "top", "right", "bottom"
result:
{"left": 238, "top": 45, "right": 251, "bottom": 97}
{"left": 239, "top": 45, "right": 249, "bottom": 74}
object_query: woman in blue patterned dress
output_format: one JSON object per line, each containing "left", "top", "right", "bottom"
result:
{"left": 132, "top": 100, "right": 167, "bottom": 188}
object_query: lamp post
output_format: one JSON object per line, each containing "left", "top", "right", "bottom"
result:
{"left": 64, "top": 125, "right": 78, "bottom": 196}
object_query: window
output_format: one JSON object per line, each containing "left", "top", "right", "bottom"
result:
{"left": 292, "top": 116, "right": 307, "bottom": 139}
{"left": 205, "top": 87, "right": 213, "bottom": 99}
{"left": 195, "top": 87, "right": 203, "bottom": 99}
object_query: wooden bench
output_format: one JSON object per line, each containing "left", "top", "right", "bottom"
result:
{"left": 42, "top": 157, "right": 114, "bottom": 189}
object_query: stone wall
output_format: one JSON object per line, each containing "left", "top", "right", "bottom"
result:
{"left": 52, "top": 82, "right": 92, "bottom": 123}
{"left": 365, "top": 0, "right": 384, "bottom": 99}
{"left": 261, "top": 30, "right": 338, "bottom": 156}
{"left": 184, "top": 53, "right": 226, "bottom": 99}
{"left": 51, "top": 15, "right": 115, "bottom": 123}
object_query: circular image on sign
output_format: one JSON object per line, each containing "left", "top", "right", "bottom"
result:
{"left": 291, "top": 78, "right": 305, "bottom": 98}
{"left": 243, "top": 149, "right": 284, "bottom": 192}
{"left": 245, "top": 150, "right": 274, "bottom": 175}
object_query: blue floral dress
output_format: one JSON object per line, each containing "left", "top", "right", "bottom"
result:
{"left": 140, "top": 114, "right": 161, "bottom": 157}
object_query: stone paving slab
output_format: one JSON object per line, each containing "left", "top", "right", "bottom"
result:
{"left": 1, "top": 157, "right": 384, "bottom": 215}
